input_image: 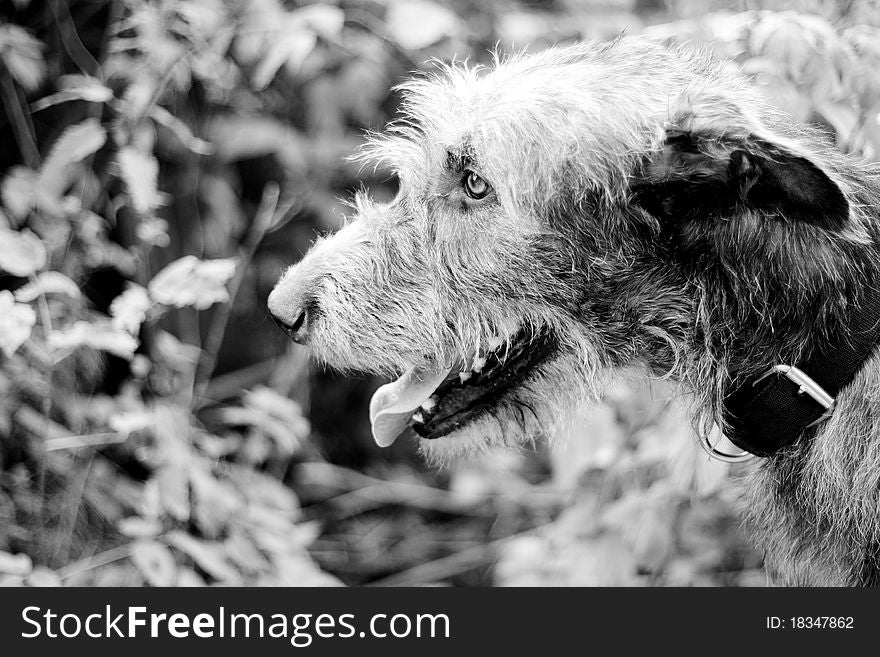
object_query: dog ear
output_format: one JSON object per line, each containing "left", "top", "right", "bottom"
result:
{"left": 632, "top": 130, "right": 849, "bottom": 231}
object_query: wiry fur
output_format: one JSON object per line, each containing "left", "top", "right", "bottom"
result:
{"left": 268, "top": 37, "right": 880, "bottom": 586}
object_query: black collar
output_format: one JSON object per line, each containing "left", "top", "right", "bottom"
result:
{"left": 722, "top": 285, "right": 880, "bottom": 457}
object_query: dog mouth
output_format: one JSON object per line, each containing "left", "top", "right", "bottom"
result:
{"left": 368, "top": 329, "right": 557, "bottom": 447}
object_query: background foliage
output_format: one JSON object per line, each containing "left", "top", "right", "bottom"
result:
{"left": 0, "top": 0, "right": 878, "bottom": 587}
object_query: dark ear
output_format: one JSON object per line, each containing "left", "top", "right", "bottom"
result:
{"left": 632, "top": 131, "right": 849, "bottom": 231}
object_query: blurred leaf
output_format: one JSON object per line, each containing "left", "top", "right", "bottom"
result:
{"left": 118, "top": 517, "right": 162, "bottom": 539}
{"left": 386, "top": 0, "right": 459, "bottom": 50}
{"left": 749, "top": 13, "right": 819, "bottom": 79}
{"left": 119, "top": 74, "right": 158, "bottom": 120}
{"left": 0, "top": 166, "right": 37, "bottom": 221}
{"left": 131, "top": 540, "right": 177, "bottom": 586}
{"left": 109, "top": 284, "right": 151, "bottom": 335}
{"left": 497, "top": 12, "right": 556, "bottom": 46}
{"left": 553, "top": 404, "right": 624, "bottom": 488}
{"left": 0, "top": 550, "right": 32, "bottom": 576}
{"left": 245, "top": 385, "right": 309, "bottom": 427}
{"left": 0, "top": 24, "right": 45, "bottom": 91}
{"left": 223, "top": 530, "right": 270, "bottom": 575}
{"left": 48, "top": 320, "right": 138, "bottom": 359}
{"left": 0, "top": 290, "right": 36, "bottom": 357}
{"left": 39, "top": 119, "right": 107, "bottom": 195}
{"left": 844, "top": 26, "right": 880, "bottom": 107}
{"left": 815, "top": 100, "right": 861, "bottom": 144}
{"left": 863, "top": 111, "right": 880, "bottom": 161}
{"left": 252, "top": 32, "right": 316, "bottom": 90}
{"left": 148, "top": 255, "right": 237, "bottom": 310}
{"left": 294, "top": 4, "right": 346, "bottom": 39}
{"left": 239, "top": 1, "right": 344, "bottom": 89}
{"left": 31, "top": 74, "right": 113, "bottom": 111}
{"left": 166, "top": 531, "right": 241, "bottom": 584}
{"left": 26, "top": 568, "right": 61, "bottom": 586}
{"left": 14, "top": 271, "right": 81, "bottom": 302}
{"left": 0, "top": 227, "right": 46, "bottom": 276}
{"left": 199, "top": 174, "right": 246, "bottom": 254}
{"left": 108, "top": 409, "right": 154, "bottom": 437}
{"left": 117, "top": 146, "right": 162, "bottom": 214}
{"left": 135, "top": 216, "right": 170, "bottom": 247}
{"left": 260, "top": 553, "right": 342, "bottom": 586}
{"left": 190, "top": 466, "right": 243, "bottom": 537}
{"left": 246, "top": 516, "right": 320, "bottom": 556}
{"left": 175, "top": 568, "right": 206, "bottom": 587}
{"left": 206, "top": 115, "right": 307, "bottom": 174}
{"left": 156, "top": 464, "right": 191, "bottom": 522}
{"left": 219, "top": 386, "right": 309, "bottom": 456}
{"left": 150, "top": 105, "right": 213, "bottom": 155}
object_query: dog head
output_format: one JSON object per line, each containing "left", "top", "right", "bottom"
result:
{"left": 269, "top": 37, "right": 866, "bottom": 460}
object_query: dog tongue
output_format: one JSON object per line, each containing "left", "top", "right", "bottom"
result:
{"left": 369, "top": 366, "right": 449, "bottom": 447}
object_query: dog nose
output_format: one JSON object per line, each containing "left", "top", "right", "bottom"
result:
{"left": 271, "top": 307, "right": 309, "bottom": 344}
{"left": 267, "top": 279, "right": 316, "bottom": 345}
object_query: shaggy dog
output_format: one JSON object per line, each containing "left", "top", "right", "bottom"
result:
{"left": 268, "top": 37, "right": 880, "bottom": 586}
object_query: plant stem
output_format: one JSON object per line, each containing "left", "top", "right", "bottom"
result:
{"left": 0, "top": 66, "right": 40, "bottom": 168}
{"left": 191, "top": 182, "right": 293, "bottom": 405}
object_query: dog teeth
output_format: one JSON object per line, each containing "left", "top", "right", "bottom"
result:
{"left": 459, "top": 371, "right": 472, "bottom": 383}
{"left": 411, "top": 411, "right": 425, "bottom": 424}
{"left": 472, "top": 356, "right": 486, "bottom": 372}
{"left": 421, "top": 397, "right": 437, "bottom": 411}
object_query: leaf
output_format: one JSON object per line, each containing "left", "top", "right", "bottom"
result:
{"left": 0, "top": 550, "right": 32, "bottom": 576}
{"left": 131, "top": 540, "right": 177, "bottom": 586}
{"left": 295, "top": 4, "right": 345, "bottom": 39}
{"left": 117, "top": 146, "right": 161, "bottom": 214}
{"left": 39, "top": 119, "right": 107, "bottom": 195}
{"left": 206, "top": 115, "right": 306, "bottom": 172}
{"left": 30, "top": 74, "right": 114, "bottom": 111}
{"left": 109, "top": 284, "right": 151, "bottom": 334}
{"left": 14, "top": 271, "right": 81, "bottom": 302}
{"left": 258, "top": 553, "right": 342, "bottom": 587}
{"left": 118, "top": 517, "right": 162, "bottom": 539}
{"left": 0, "top": 24, "right": 46, "bottom": 91}
{"left": 239, "top": 2, "right": 344, "bottom": 89}
{"left": 386, "top": 0, "right": 459, "bottom": 50}
{"left": 135, "top": 217, "right": 170, "bottom": 247}
{"left": 223, "top": 531, "right": 271, "bottom": 575}
{"left": 48, "top": 320, "right": 138, "bottom": 359}
{"left": 815, "top": 101, "right": 861, "bottom": 146}
{"left": 0, "top": 290, "right": 36, "bottom": 357}
{"left": 175, "top": 568, "right": 206, "bottom": 587}
{"left": 844, "top": 26, "right": 880, "bottom": 107}
{"left": 26, "top": 568, "right": 61, "bottom": 587}
{"left": 108, "top": 409, "right": 154, "bottom": 436}
{"left": 252, "top": 31, "right": 316, "bottom": 89}
{"left": 155, "top": 463, "right": 191, "bottom": 522}
{"left": 0, "top": 228, "right": 46, "bottom": 277}
{"left": 220, "top": 386, "right": 309, "bottom": 456}
{"left": 148, "top": 256, "right": 238, "bottom": 310}
{"left": 190, "top": 467, "right": 243, "bottom": 537}
{"left": 227, "top": 465, "right": 300, "bottom": 516}
{"left": 166, "top": 531, "right": 241, "bottom": 584}
{"left": 149, "top": 105, "right": 213, "bottom": 155}
{"left": 1, "top": 166, "right": 38, "bottom": 221}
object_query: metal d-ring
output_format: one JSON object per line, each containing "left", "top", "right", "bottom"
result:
{"left": 698, "top": 425, "right": 757, "bottom": 463}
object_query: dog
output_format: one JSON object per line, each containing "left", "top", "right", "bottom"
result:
{"left": 268, "top": 36, "right": 880, "bottom": 586}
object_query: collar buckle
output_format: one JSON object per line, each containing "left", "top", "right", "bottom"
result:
{"left": 755, "top": 364, "right": 836, "bottom": 427}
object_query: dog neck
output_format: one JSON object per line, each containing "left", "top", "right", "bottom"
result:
{"left": 583, "top": 195, "right": 880, "bottom": 445}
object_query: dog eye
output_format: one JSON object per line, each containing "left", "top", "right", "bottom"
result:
{"left": 463, "top": 171, "right": 491, "bottom": 200}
